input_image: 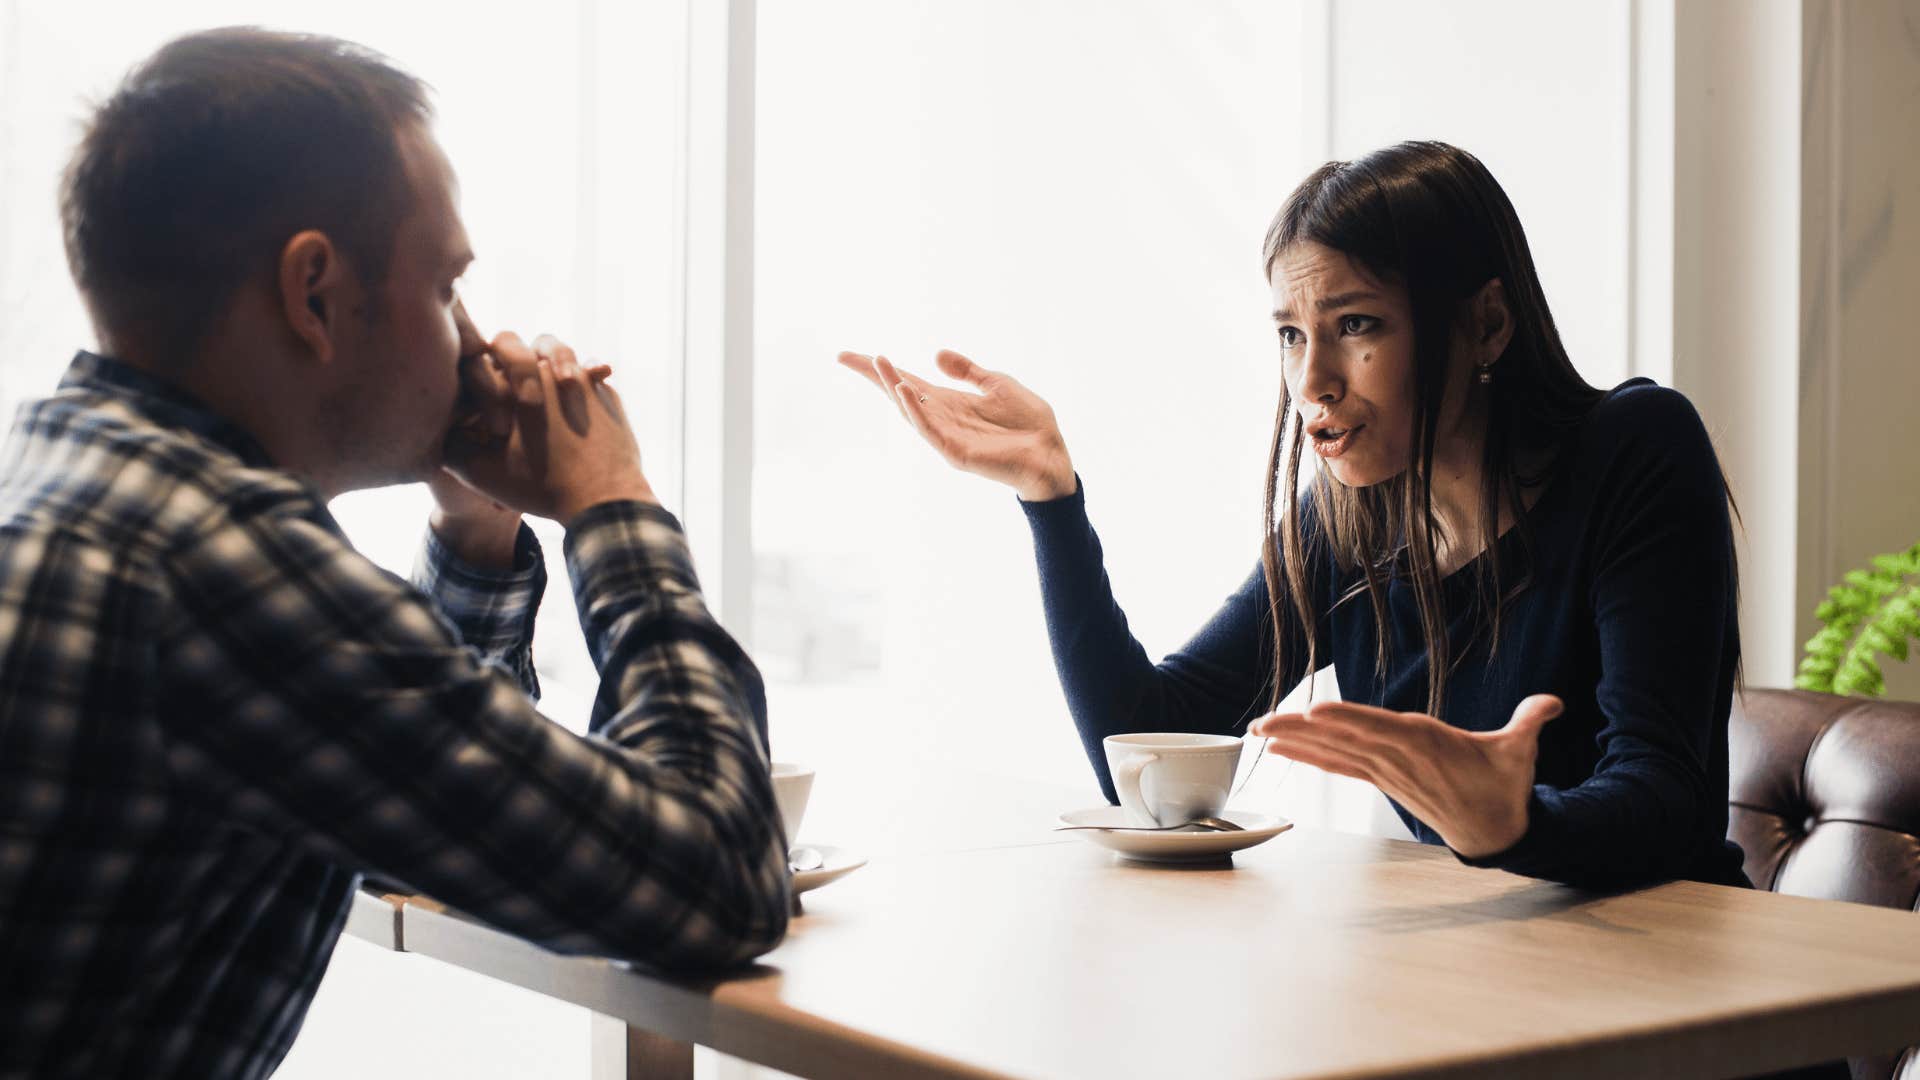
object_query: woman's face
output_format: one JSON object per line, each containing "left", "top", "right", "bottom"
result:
{"left": 1269, "top": 240, "right": 1420, "bottom": 488}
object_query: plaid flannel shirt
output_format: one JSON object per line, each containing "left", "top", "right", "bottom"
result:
{"left": 0, "top": 352, "right": 789, "bottom": 1079}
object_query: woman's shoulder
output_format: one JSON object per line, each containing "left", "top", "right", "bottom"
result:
{"left": 1559, "top": 378, "right": 1725, "bottom": 502}
{"left": 1572, "top": 377, "right": 1718, "bottom": 467}
{"left": 1588, "top": 377, "right": 1708, "bottom": 433}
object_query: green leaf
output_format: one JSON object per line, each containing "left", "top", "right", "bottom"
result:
{"left": 1810, "top": 626, "right": 1852, "bottom": 653}
{"left": 1830, "top": 586, "right": 1872, "bottom": 613}
{"left": 1802, "top": 547, "right": 1920, "bottom": 699}
{"left": 1799, "top": 655, "right": 1838, "bottom": 676}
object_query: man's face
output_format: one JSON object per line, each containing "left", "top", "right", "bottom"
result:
{"left": 333, "top": 124, "right": 474, "bottom": 487}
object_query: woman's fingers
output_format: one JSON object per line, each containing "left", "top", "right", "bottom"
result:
{"left": 895, "top": 381, "right": 967, "bottom": 462}
{"left": 1257, "top": 712, "right": 1421, "bottom": 791}
{"left": 840, "top": 350, "right": 960, "bottom": 459}
{"left": 874, "top": 354, "right": 931, "bottom": 396}
{"left": 1261, "top": 728, "right": 1378, "bottom": 784}
{"left": 844, "top": 350, "right": 974, "bottom": 411}
{"left": 841, "top": 348, "right": 1041, "bottom": 481}
{"left": 874, "top": 355, "right": 917, "bottom": 423}
{"left": 877, "top": 355, "right": 955, "bottom": 425}
{"left": 1308, "top": 700, "right": 1422, "bottom": 730}
{"left": 837, "top": 351, "right": 909, "bottom": 422}
{"left": 1248, "top": 711, "right": 1305, "bottom": 736}
{"left": 1501, "top": 694, "right": 1564, "bottom": 740}
{"left": 935, "top": 349, "right": 997, "bottom": 388}
{"left": 837, "top": 351, "right": 890, "bottom": 396}
{"left": 1260, "top": 726, "right": 1441, "bottom": 824}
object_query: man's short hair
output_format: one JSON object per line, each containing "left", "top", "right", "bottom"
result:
{"left": 60, "top": 27, "right": 432, "bottom": 364}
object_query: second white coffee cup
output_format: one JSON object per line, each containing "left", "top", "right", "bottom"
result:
{"left": 1103, "top": 733, "right": 1242, "bottom": 828}
{"left": 771, "top": 762, "right": 814, "bottom": 849}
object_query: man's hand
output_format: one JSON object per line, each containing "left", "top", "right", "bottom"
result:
{"left": 444, "top": 330, "right": 654, "bottom": 524}
{"left": 1249, "top": 694, "right": 1563, "bottom": 858}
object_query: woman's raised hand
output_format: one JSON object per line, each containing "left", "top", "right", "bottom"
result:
{"left": 837, "top": 349, "right": 1077, "bottom": 502}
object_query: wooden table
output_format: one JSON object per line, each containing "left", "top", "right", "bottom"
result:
{"left": 345, "top": 775, "right": 1920, "bottom": 1079}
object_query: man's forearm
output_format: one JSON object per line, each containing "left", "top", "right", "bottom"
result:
{"left": 429, "top": 509, "right": 523, "bottom": 571}
{"left": 413, "top": 516, "right": 546, "bottom": 699}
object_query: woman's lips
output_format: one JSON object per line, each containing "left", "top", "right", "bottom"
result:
{"left": 1311, "top": 423, "right": 1365, "bottom": 459}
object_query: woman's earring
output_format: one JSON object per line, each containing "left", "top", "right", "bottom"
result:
{"left": 1477, "top": 362, "right": 1494, "bottom": 385}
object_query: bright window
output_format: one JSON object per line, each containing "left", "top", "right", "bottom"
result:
{"left": 0, "top": 2, "right": 1647, "bottom": 1075}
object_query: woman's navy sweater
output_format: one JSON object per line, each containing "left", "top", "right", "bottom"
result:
{"left": 1021, "top": 379, "right": 1750, "bottom": 890}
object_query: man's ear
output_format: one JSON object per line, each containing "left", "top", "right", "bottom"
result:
{"left": 277, "top": 230, "right": 348, "bottom": 365}
{"left": 1472, "top": 277, "right": 1515, "bottom": 365}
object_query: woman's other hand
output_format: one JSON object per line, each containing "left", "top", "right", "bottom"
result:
{"left": 1250, "top": 694, "right": 1565, "bottom": 859}
{"left": 838, "top": 349, "right": 1077, "bottom": 502}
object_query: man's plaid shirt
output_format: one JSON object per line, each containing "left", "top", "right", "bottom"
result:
{"left": 0, "top": 353, "right": 789, "bottom": 1078}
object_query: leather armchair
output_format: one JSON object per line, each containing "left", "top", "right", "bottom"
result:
{"left": 1729, "top": 688, "right": 1920, "bottom": 1080}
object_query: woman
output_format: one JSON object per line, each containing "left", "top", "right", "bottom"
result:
{"left": 839, "top": 141, "right": 1748, "bottom": 892}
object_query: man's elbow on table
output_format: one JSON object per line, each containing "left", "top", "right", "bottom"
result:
{"left": 699, "top": 846, "right": 793, "bottom": 971}
{"left": 672, "top": 771, "right": 793, "bottom": 969}
{"left": 593, "top": 825, "right": 792, "bottom": 973}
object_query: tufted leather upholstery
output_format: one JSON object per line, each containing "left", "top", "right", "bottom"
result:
{"left": 1729, "top": 688, "right": 1920, "bottom": 1080}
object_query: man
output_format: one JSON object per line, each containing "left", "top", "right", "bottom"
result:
{"left": 0, "top": 27, "right": 788, "bottom": 1078}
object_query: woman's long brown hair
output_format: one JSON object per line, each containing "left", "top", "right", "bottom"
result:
{"left": 1259, "top": 142, "right": 1612, "bottom": 717}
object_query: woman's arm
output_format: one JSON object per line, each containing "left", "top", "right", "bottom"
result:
{"left": 839, "top": 349, "right": 1319, "bottom": 802}
{"left": 1253, "top": 387, "right": 1741, "bottom": 889}
{"left": 1025, "top": 479, "right": 1310, "bottom": 801}
{"left": 1461, "top": 387, "right": 1740, "bottom": 887}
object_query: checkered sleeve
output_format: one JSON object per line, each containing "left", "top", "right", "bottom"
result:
{"left": 153, "top": 499, "right": 789, "bottom": 972}
{"left": 411, "top": 521, "right": 545, "bottom": 698}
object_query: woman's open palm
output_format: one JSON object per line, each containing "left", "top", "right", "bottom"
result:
{"left": 837, "top": 349, "right": 1076, "bottom": 502}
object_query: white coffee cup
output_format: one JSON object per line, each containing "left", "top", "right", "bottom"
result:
{"left": 771, "top": 762, "right": 814, "bottom": 849}
{"left": 1103, "top": 733, "right": 1242, "bottom": 828}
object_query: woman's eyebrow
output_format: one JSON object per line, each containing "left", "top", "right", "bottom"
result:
{"left": 1272, "top": 290, "right": 1383, "bottom": 322}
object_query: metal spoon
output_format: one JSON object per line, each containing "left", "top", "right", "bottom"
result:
{"left": 1053, "top": 816, "right": 1244, "bottom": 833}
{"left": 788, "top": 846, "right": 825, "bottom": 872}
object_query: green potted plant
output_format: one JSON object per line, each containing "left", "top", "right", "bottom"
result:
{"left": 1796, "top": 542, "right": 1920, "bottom": 698}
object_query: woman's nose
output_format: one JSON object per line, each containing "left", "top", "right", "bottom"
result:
{"left": 1295, "top": 339, "right": 1344, "bottom": 405}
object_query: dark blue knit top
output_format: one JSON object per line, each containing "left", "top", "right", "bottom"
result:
{"left": 1021, "top": 379, "right": 1750, "bottom": 890}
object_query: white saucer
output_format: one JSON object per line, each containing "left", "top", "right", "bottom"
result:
{"left": 1055, "top": 807, "right": 1293, "bottom": 863}
{"left": 791, "top": 844, "right": 867, "bottom": 894}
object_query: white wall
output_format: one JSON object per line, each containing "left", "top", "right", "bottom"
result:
{"left": 1330, "top": 0, "right": 1634, "bottom": 391}
{"left": 1657, "top": 0, "right": 1920, "bottom": 703}
{"left": 1668, "top": 0, "right": 1805, "bottom": 691}
{"left": 1798, "top": 0, "right": 1920, "bottom": 703}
